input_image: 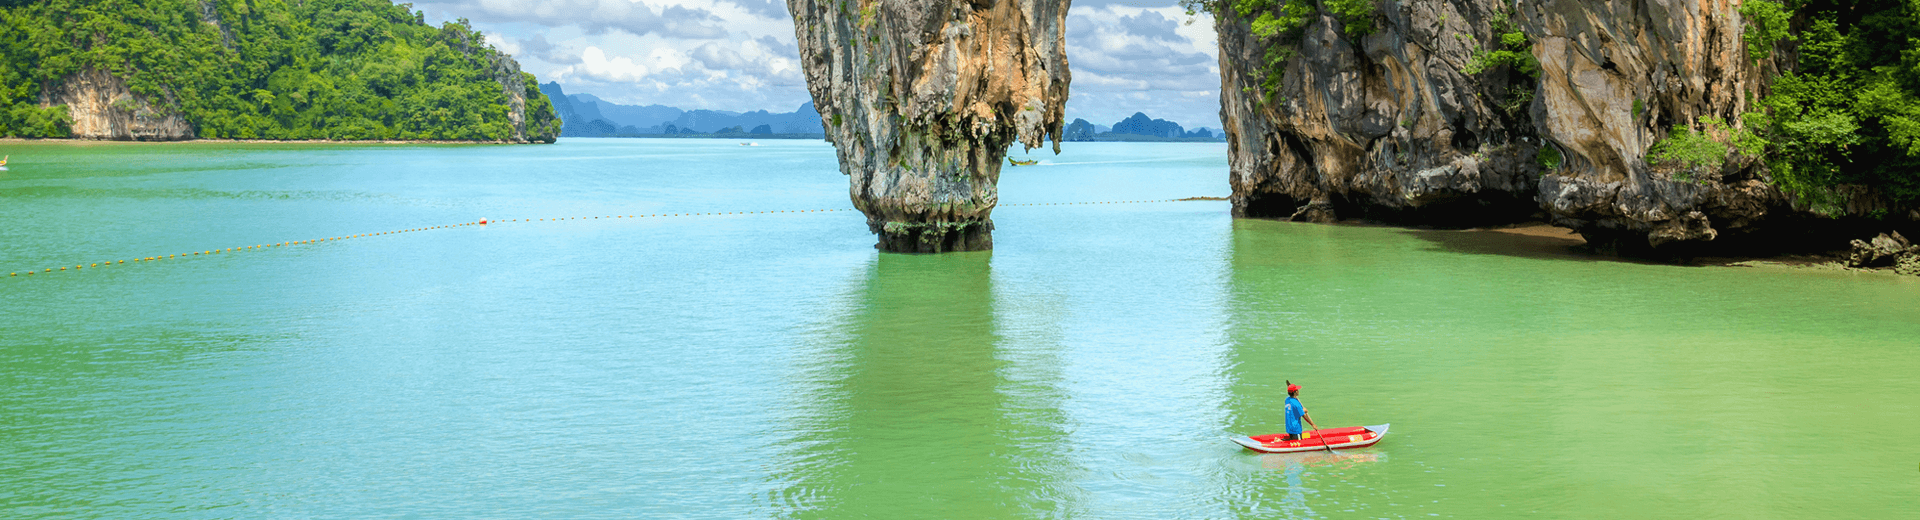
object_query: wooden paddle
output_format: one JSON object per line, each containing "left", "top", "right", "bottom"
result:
{"left": 1309, "top": 422, "right": 1336, "bottom": 455}
{"left": 1289, "top": 380, "right": 1337, "bottom": 455}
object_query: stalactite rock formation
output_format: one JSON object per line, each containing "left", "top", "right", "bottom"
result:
{"left": 789, "top": 0, "right": 1070, "bottom": 252}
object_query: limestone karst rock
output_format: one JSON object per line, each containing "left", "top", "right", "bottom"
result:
{"left": 789, "top": 0, "right": 1070, "bottom": 252}
{"left": 1846, "top": 231, "right": 1917, "bottom": 268}
{"left": 41, "top": 68, "right": 197, "bottom": 141}
{"left": 1214, "top": 0, "right": 1869, "bottom": 255}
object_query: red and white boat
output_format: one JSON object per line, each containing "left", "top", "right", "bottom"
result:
{"left": 1231, "top": 424, "right": 1390, "bottom": 453}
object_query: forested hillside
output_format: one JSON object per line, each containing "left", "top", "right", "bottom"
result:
{"left": 0, "top": 0, "right": 560, "bottom": 142}
{"left": 1744, "top": 0, "right": 1920, "bottom": 207}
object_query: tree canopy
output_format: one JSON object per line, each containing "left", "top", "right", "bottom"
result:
{"left": 1741, "top": 0, "right": 1920, "bottom": 209}
{"left": 0, "top": 0, "right": 560, "bottom": 141}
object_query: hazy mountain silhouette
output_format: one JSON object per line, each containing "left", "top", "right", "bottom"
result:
{"left": 541, "top": 83, "right": 826, "bottom": 137}
{"left": 1063, "top": 114, "right": 1221, "bottom": 142}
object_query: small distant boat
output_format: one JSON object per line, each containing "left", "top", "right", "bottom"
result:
{"left": 0, "top": 155, "right": 8, "bottom": 171}
{"left": 1007, "top": 158, "right": 1038, "bottom": 166}
{"left": 740, "top": 142, "right": 761, "bottom": 146}
{"left": 1231, "top": 424, "right": 1390, "bottom": 453}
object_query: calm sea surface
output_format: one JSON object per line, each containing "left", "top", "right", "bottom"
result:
{"left": 2, "top": 139, "right": 1917, "bottom": 518}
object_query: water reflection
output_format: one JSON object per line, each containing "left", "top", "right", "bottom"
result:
{"left": 1249, "top": 452, "right": 1378, "bottom": 518}
{"left": 1218, "top": 219, "right": 1402, "bottom": 519}
{"left": 1257, "top": 451, "right": 1386, "bottom": 470}
{"left": 769, "top": 252, "right": 1070, "bottom": 518}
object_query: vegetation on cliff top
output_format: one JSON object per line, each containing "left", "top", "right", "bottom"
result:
{"left": 1185, "top": 0, "right": 1376, "bottom": 103}
{"left": 0, "top": 0, "right": 560, "bottom": 141}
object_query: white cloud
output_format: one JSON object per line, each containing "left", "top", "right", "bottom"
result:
{"left": 418, "top": 0, "right": 730, "bottom": 39}
{"left": 1065, "top": 5, "right": 1222, "bottom": 128}
{"left": 422, "top": 0, "right": 1227, "bottom": 128}
{"left": 556, "top": 46, "right": 652, "bottom": 83}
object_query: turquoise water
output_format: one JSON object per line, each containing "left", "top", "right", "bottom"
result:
{"left": 2, "top": 139, "right": 1917, "bottom": 517}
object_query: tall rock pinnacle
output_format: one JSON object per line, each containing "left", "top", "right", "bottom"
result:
{"left": 789, "top": 0, "right": 1071, "bottom": 253}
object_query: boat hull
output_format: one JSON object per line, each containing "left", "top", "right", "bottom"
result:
{"left": 1232, "top": 424, "right": 1389, "bottom": 453}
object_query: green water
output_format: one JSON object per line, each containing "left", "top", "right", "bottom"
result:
{"left": 2, "top": 139, "right": 1916, "bottom": 518}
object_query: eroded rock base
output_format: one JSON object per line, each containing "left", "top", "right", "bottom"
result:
{"left": 1578, "top": 216, "right": 1897, "bottom": 260}
{"left": 873, "top": 220, "right": 993, "bottom": 254}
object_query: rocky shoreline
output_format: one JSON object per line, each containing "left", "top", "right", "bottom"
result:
{"left": 1451, "top": 223, "right": 1920, "bottom": 277}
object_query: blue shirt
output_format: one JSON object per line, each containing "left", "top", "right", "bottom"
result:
{"left": 1284, "top": 396, "right": 1305, "bottom": 435}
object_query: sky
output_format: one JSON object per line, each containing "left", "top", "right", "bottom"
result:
{"left": 413, "top": 0, "right": 1224, "bottom": 130}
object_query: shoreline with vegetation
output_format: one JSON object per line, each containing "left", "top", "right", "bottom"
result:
{"left": 1, "top": 0, "right": 560, "bottom": 143}
{"left": 0, "top": 137, "right": 535, "bottom": 145}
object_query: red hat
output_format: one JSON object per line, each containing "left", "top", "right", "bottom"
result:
{"left": 1286, "top": 384, "right": 1301, "bottom": 392}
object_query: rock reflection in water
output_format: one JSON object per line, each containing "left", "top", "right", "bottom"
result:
{"left": 768, "top": 252, "right": 1072, "bottom": 518}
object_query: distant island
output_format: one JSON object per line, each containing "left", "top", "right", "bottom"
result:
{"left": 544, "top": 83, "right": 1222, "bottom": 143}
{"left": 1063, "top": 113, "right": 1225, "bottom": 143}
{"left": 0, "top": 0, "right": 560, "bottom": 143}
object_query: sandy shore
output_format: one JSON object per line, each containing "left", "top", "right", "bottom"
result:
{"left": 1468, "top": 222, "right": 1586, "bottom": 242}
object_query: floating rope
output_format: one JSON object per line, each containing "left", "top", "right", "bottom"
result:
{"left": 6, "top": 198, "right": 1222, "bottom": 280}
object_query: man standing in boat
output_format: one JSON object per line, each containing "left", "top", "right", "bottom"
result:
{"left": 1282, "top": 382, "right": 1318, "bottom": 441}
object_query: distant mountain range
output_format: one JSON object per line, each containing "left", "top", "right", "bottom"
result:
{"left": 1064, "top": 113, "right": 1223, "bottom": 142}
{"left": 542, "top": 83, "right": 1222, "bottom": 142}
{"left": 541, "top": 83, "right": 825, "bottom": 137}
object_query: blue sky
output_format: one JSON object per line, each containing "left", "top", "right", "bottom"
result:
{"left": 413, "top": 0, "right": 1223, "bottom": 129}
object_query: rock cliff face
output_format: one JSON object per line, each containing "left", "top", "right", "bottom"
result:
{"left": 1216, "top": 0, "right": 1860, "bottom": 255}
{"left": 486, "top": 59, "right": 559, "bottom": 144}
{"left": 41, "top": 68, "right": 195, "bottom": 141}
{"left": 459, "top": 32, "right": 561, "bottom": 144}
{"left": 789, "top": 0, "right": 1071, "bottom": 252}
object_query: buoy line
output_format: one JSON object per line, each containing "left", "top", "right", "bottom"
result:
{"left": 5, "top": 198, "right": 1220, "bottom": 280}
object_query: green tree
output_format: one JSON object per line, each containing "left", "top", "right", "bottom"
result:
{"left": 1742, "top": 1, "right": 1920, "bottom": 207}
{"left": 0, "top": 0, "right": 559, "bottom": 142}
